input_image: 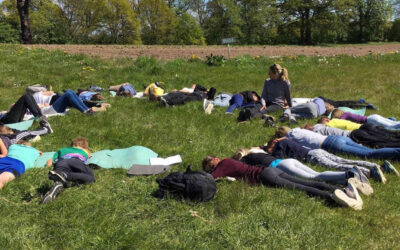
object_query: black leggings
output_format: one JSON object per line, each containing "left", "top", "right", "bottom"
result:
{"left": 53, "top": 158, "right": 95, "bottom": 184}
{"left": 242, "top": 103, "right": 283, "bottom": 119}
{"left": 0, "top": 94, "right": 43, "bottom": 124}
{"left": 163, "top": 92, "right": 204, "bottom": 105}
{"left": 319, "top": 96, "right": 368, "bottom": 109}
{"left": 260, "top": 167, "right": 337, "bottom": 201}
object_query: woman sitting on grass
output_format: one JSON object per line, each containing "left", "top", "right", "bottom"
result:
{"left": 202, "top": 156, "right": 363, "bottom": 210}
{"left": 237, "top": 63, "right": 291, "bottom": 122}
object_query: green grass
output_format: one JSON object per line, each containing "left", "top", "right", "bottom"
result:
{"left": 1, "top": 44, "right": 400, "bottom": 249}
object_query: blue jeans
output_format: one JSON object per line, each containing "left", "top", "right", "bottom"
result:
{"left": 321, "top": 135, "right": 400, "bottom": 160}
{"left": 367, "top": 114, "right": 400, "bottom": 130}
{"left": 52, "top": 90, "right": 89, "bottom": 113}
{"left": 226, "top": 94, "right": 243, "bottom": 113}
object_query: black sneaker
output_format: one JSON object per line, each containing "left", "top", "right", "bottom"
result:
{"left": 49, "top": 170, "right": 69, "bottom": 187}
{"left": 289, "top": 119, "right": 298, "bottom": 125}
{"left": 264, "top": 116, "right": 276, "bottom": 127}
{"left": 381, "top": 160, "right": 400, "bottom": 176}
{"left": 39, "top": 119, "right": 53, "bottom": 134}
{"left": 41, "top": 181, "right": 64, "bottom": 204}
{"left": 237, "top": 109, "right": 251, "bottom": 122}
{"left": 207, "top": 87, "right": 216, "bottom": 100}
{"left": 278, "top": 114, "right": 289, "bottom": 123}
{"left": 159, "top": 97, "right": 170, "bottom": 107}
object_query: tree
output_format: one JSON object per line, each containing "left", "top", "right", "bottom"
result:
{"left": 174, "top": 12, "right": 205, "bottom": 44}
{"left": 98, "top": 0, "right": 141, "bottom": 44}
{"left": 30, "top": 0, "right": 69, "bottom": 43}
{"left": 203, "top": 0, "right": 243, "bottom": 45}
{"left": 350, "top": 0, "right": 392, "bottom": 42}
{"left": 0, "top": 12, "right": 20, "bottom": 43}
{"left": 279, "top": 0, "right": 334, "bottom": 45}
{"left": 16, "top": 0, "right": 32, "bottom": 44}
{"left": 137, "top": 0, "right": 177, "bottom": 44}
{"left": 388, "top": 18, "right": 400, "bottom": 41}
{"left": 238, "top": 0, "right": 280, "bottom": 44}
{"left": 189, "top": 0, "right": 207, "bottom": 27}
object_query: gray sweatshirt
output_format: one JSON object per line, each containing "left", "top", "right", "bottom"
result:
{"left": 312, "top": 124, "right": 351, "bottom": 137}
{"left": 261, "top": 79, "right": 291, "bottom": 107}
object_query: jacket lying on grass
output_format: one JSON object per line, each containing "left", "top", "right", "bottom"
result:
{"left": 33, "top": 146, "right": 158, "bottom": 169}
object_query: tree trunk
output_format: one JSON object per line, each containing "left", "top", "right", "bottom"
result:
{"left": 305, "top": 8, "right": 312, "bottom": 45}
{"left": 16, "top": 0, "right": 32, "bottom": 44}
{"left": 299, "top": 11, "right": 305, "bottom": 44}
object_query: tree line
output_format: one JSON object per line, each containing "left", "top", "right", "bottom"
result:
{"left": 1, "top": 0, "right": 400, "bottom": 45}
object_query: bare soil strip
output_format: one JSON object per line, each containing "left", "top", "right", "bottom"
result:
{"left": 25, "top": 44, "right": 400, "bottom": 60}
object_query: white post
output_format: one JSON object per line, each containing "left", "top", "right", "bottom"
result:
{"left": 227, "top": 44, "right": 231, "bottom": 59}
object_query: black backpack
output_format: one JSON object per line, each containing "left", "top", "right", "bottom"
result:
{"left": 156, "top": 165, "right": 217, "bottom": 202}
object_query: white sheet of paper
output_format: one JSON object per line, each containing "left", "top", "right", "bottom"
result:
{"left": 150, "top": 155, "right": 182, "bottom": 166}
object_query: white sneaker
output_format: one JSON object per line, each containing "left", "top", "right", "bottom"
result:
{"left": 205, "top": 103, "right": 214, "bottom": 115}
{"left": 348, "top": 177, "right": 373, "bottom": 196}
{"left": 333, "top": 183, "right": 363, "bottom": 210}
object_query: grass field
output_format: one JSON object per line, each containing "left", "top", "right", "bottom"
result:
{"left": 0, "top": 44, "right": 400, "bottom": 249}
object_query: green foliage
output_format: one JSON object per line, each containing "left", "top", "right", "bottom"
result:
{"left": 205, "top": 53, "right": 227, "bottom": 66}
{"left": 238, "top": 0, "right": 280, "bottom": 44}
{"left": 0, "top": 21, "right": 20, "bottom": 43}
{"left": 203, "top": 0, "right": 243, "bottom": 45}
{"left": 1, "top": 45, "right": 400, "bottom": 248}
{"left": 174, "top": 13, "right": 205, "bottom": 45}
{"left": 95, "top": 0, "right": 141, "bottom": 44}
{"left": 388, "top": 18, "right": 400, "bottom": 41}
{"left": 138, "top": 0, "right": 177, "bottom": 44}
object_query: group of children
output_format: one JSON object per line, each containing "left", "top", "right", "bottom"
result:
{"left": 0, "top": 63, "right": 399, "bottom": 210}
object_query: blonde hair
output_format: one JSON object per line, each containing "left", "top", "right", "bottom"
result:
{"left": 275, "top": 126, "right": 290, "bottom": 138}
{"left": 71, "top": 137, "right": 89, "bottom": 149}
{"left": 331, "top": 109, "right": 344, "bottom": 119}
{"left": 270, "top": 64, "right": 289, "bottom": 81}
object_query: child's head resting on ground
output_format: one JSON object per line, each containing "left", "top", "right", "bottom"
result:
{"left": 71, "top": 137, "right": 89, "bottom": 149}
{"left": 0, "top": 125, "right": 13, "bottom": 135}
{"left": 301, "top": 123, "right": 314, "bottom": 131}
{"left": 202, "top": 156, "right": 220, "bottom": 173}
{"left": 275, "top": 126, "right": 291, "bottom": 138}
{"left": 331, "top": 109, "right": 345, "bottom": 119}
{"left": 324, "top": 102, "right": 335, "bottom": 114}
{"left": 251, "top": 91, "right": 260, "bottom": 102}
{"left": 269, "top": 64, "right": 289, "bottom": 81}
{"left": 266, "top": 138, "right": 279, "bottom": 153}
{"left": 318, "top": 116, "right": 330, "bottom": 124}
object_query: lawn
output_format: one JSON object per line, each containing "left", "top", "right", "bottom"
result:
{"left": 0, "top": 44, "right": 400, "bottom": 249}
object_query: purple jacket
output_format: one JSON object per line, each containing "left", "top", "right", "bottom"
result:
{"left": 340, "top": 112, "right": 367, "bottom": 124}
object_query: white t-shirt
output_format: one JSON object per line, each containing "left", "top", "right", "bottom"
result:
{"left": 286, "top": 128, "right": 327, "bottom": 149}
{"left": 33, "top": 92, "right": 55, "bottom": 105}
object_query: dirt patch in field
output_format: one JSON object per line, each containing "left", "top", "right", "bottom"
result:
{"left": 25, "top": 44, "right": 400, "bottom": 60}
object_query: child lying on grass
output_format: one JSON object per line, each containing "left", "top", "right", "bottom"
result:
{"left": 0, "top": 140, "right": 40, "bottom": 189}
{"left": 202, "top": 156, "right": 363, "bottom": 210}
{"left": 42, "top": 137, "right": 95, "bottom": 204}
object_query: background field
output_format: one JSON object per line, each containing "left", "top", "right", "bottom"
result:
{"left": 26, "top": 43, "right": 400, "bottom": 60}
{"left": 0, "top": 44, "right": 400, "bottom": 249}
